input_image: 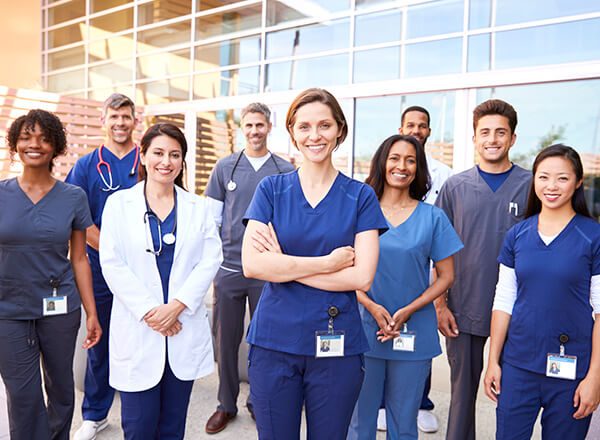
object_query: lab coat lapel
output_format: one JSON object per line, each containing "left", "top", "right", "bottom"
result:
{"left": 173, "top": 186, "right": 193, "bottom": 262}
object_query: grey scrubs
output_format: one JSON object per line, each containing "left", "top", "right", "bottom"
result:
{"left": 0, "top": 178, "right": 92, "bottom": 440}
{"left": 205, "top": 152, "right": 294, "bottom": 415}
{"left": 435, "top": 165, "right": 531, "bottom": 440}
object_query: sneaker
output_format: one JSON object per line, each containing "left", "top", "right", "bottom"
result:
{"left": 73, "top": 419, "right": 108, "bottom": 440}
{"left": 376, "top": 408, "right": 387, "bottom": 431}
{"left": 417, "top": 409, "right": 439, "bottom": 433}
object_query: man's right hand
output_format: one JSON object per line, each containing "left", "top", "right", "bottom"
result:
{"left": 436, "top": 302, "right": 459, "bottom": 338}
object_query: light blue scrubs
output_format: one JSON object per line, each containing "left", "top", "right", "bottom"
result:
{"left": 496, "top": 214, "right": 600, "bottom": 440}
{"left": 65, "top": 146, "right": 139, "bottom": 421}
{"left": 244, "top": 170, "right": 388, "bottom": 439}
{"left": 349, "top": 202, "right": 463, "bottom": 440}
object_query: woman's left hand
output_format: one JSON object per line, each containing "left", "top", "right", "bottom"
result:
{"left": 144, "top": 300, "right": 186, "bottom": 333}
{"left": 391, "top": 307, "right": 412, "bottom": 332}
{"left": 573, "top": 374, "right": 600, "bottom": 419}
{"left": 251, "top": 222, "right": 282, "bottom": 253}
{"left": 83, "top": 314, "right": 102, "bottom": 349}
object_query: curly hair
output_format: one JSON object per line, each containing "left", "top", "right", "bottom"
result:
{"left": 7, "top": 109, "right": 67, "bottom": 171}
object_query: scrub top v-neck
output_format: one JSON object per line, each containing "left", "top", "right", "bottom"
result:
{"left": 0, "top": 178, "right": 93, "bottom": 319}
{"left": 243, "top": 170, "right": 388, "bottom": 356}
{"left": 147, "top": 205, "right": 177, "bottom": 303}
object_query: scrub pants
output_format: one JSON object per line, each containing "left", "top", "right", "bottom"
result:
{"left": 446, "top": 332, "right": 487, "bottom": 440}
{"left": 497, "top": 362, "right": 591, "bottom": 440}
{"left": 248, "top": 345, "right": 364, "bottom": 440}
{"left": 119, "top": 360, "right": 194, "bottom": 440}
{"left": 212, "top": 269, "right": 263, "bottom": 414}
{"left": 348, "top": 357, "right": 431, "bottom": 440}
{"left": 0, "top": 309, "right": 81, "bottom": 440}
{"left": 82, "top": 294, "right": 115, "bottom": 421}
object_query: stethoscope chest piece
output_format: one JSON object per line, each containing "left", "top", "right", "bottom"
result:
{"left": 162, "top": 233, "right": 176, "bottom": 245}
{"left": 227, "top": 180, "right": 237, "bottom": 191}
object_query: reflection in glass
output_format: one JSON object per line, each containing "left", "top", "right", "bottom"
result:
{"left": 137, "top": 77, "right": 190, "bottom": 105}
{"left": 47, "top": 69, "right": 85, "bottom": 93}
{"left": 198, "top": 0, "right": 240, "bottom": 11}
{"left": 355, "top": 10, "right": 401, "bottom": 46}
{"left": 355, "top": 0, "right": 395, "bottom": 9}
{"left": 48, "top": 22, "right": 86, "bottom": 49}
{"left": 467, "top": 34, "right": 490, "bottom": 72}
{"left": 195, "top": 35, "right": 261, "bottom": 70}
{"left": 266, "top": 19, "right": 349, "bottom": 59}
{"left": 266, "top": 0, "right": 350, "bottom": 26}
{"left": 48, "top": 46, "right": 85, "bottom": 70}
{"left": 48, "top": 0, "right": 85, "bottom": 26}
{"left": 137, "top": 49, "right": 190, "bottom": 80}
{"left": 90, "top": 8, "right": 134, "bottom": 33}
{"left": 404, "top": 38, "right": 462, "bottom": 77}
{"left": 89, "top": 60, "right": 133, "bottom": 87}
{"left": 495, "top": 18, "right": 600, "bottom": 69}
{"left": 194, "top": 67, "right": 260, "bottom": 98}
{"left": 89, "top": 33, "right": 134, "bottom": 63}
{"left": 196, "top": 4, "right": 262, "bottom": 40}
{"left": 495, "top": 0, "right": 599, "bottom": 26}
{"left": 137, "top": 22, "right": 191, "bottom": 54}
{"left": 406, "top": 0, "right": 463, "bottom": 39}
{"left": 91, "top": 0, "right": 129, "bottom": 13}
{"left": 353, "top": 47, "right": 400, "bottom": 83}
{"left": 265, "top": 54, "right": 348, "bottom": 92}
{"left": 138, "top": 1, "right": 192, "bottom": 26}
{"left": 469, "top": 0, "right": 492, "bottom": 29}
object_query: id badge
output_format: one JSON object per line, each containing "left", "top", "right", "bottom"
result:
{"left": 393, "top": 331, "right": 416, "bottom": 352}
{"left": 43, "top": 296, "right": 67, "bottom": 316}
{"left": 315, "top": 331, "right": 345, "bottom": 358}
{"left": 546, "top": 353, "right": 577, "bottom": 380}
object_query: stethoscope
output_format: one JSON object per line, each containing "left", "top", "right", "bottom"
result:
{"left": 226, "top": 151, "right": 283, "bottom": 191}
{"left": 143, "top": 181, "right": 177, "bottom": 256}
{"left": 97, "top": 145, "right": 140, "bottom": 192}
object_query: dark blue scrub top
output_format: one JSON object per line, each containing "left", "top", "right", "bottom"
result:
{"left": 147, "top": 206, "right": 176, "bottom": 303}
{"left": 498, "top": 214, "right": 600, "bottom": 378}
{"left": 0, "top": 178, "right": 93, "bottom": 319}
{"left": 65, "top": 147, "right": 138, "bottom": 297}
{"left": 244, "top": 170, "right": 388, "bottom": 356}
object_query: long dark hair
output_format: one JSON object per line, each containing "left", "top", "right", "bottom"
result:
{"left": 365, "top": 134, "right": 431, "bottom": 201}
{"left": 525, "top": 144, "right": 591, "bottom": 218}
{"left": 138, "top": 123, "right": 188, "bottom": 189}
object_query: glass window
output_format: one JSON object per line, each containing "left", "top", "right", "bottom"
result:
{"left": 89, "top": 60, "right": 133, "bottom": 87}
{"left": 48, "top": 22, "right": 86, "bottom": 49}
{"left": 89, "top": 33, "right": 134, "bottom": 63}
{"left": 196, "top": 4, "right": 262, "bottom": 41}
{"left": 89, "top": 85, "right": 134, "bottom": 102}
{"left": 495, "top": 0, "right": 599, "bottom": 26}
{"left": 137, "top": 22, "right": 191, "bottom": 54}
{"left": 353, "top": 47, "right": 400, "bottom": 83}
{"left": 404, "top": 37, "right": 462, "bottom": 77}
{"left": 355, "top": 0, "right": 395, "bottom": 9}
{"left": 406, "top": 0, "right": 464, "bottom": 39}
{"left": 137, "top": 49, "right": 190, "bottom": 80}
{"left": 91, "top": 0, "right": 130, "bottom": 13}
{"left": 193, "top": 67, "right": 260, "bottom": 99}
{"left": 266, "top": 19, "right": 349, "bottom": 59}
{"left": 90, "top": 8, "right": 134, "bottom": 33}
{"left": 266, "top": 0, "right": 350, "bottom": 26}
{"left": 47, "top": 68, "right": 85, "bottom": 93}
{"left": 198, "top": 1, "right": 240, "bottom": 11}
{"left": 355, "top": 10, "right": 402, "bottom": 46}
{"left": 137, "top": 77, "right": 190, "bottom": 105}
{"left": 265, "top": 54, "right": 348, "bottom": 92}
{"left": 467, "top": 34, "right": 490, "bottom": 72}
{"left": 495, "top": 18, "right": 600, "bottom": 69}
{"left": 469, "top": 0, "right": 492, "bottom": 29}
{"left": 48, "top": 0, "right": 85, "bottom": 26}
{"left": 194, "top": 35, "right": 261, "bottom": 70}
{"left": 48, "top": 45, "right": 85, "bottom": 70}
{"left": 138, "top": 1, "right": 192, "bottom": 26}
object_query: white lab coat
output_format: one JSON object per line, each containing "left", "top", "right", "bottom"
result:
{"left": 99, "top": 182, "right": 223, "bottom": 392}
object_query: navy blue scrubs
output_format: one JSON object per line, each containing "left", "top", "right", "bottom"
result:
{"left": 244, "top": 170, "right": 387, "bottom": 439}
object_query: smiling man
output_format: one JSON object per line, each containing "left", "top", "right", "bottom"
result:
{"left": 204, "top": 102, "right": 294, "bottom": 434}
{"left": 434, "top": 99, "right": 531, "bottom": 440}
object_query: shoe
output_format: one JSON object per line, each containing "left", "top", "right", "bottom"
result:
{"left": 247, "top": 404, "right": 256, "bottom": 421}
{"left": 73, "top": 419, "right": 108, "bottom": 440}
{"left": 376, "top": 408, "right": 387, "bottom": 431}
{"left": 417, "top": 409, "right": 439, "bottom": 433}
{"left": 205, "top": 410, "right": 236, "bottom": 434}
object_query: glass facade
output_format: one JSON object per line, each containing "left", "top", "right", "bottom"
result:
{"left": 41, "top": 0, "right": 600, "bottom": 208}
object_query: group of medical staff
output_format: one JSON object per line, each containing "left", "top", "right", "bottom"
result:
{"left": 0, "top": 88, "right": 598, "bottom": 440}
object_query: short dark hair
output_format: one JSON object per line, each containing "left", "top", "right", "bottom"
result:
{"left": 473, "top": 99, "right": 517, "bottom": 135}
{"left": 7, "top": 109, "right": 67, "bottom": 172}
{"left": 286, "top": 88, "right": 348, "bottom": 148}
{"left": 401, "top": 106, "right": 430, "bottom": 127}
{"left": 365, "top": 134, "right": 431, "bottom": 201}
{"left": 102, "top": 93, "right": 136, "bottom": 119}
{"left": 138, "top": 123, "right": 188, "bottom": 190}
{"left": 525, "top": 144, "right": 590, "bottom": 218}
{"left": 241, "top": 102, "right": 271, "bottom": 121}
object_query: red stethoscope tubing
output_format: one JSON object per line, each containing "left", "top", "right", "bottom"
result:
{"left": 96, "top": 145, "right": 140, "bottom": 191}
